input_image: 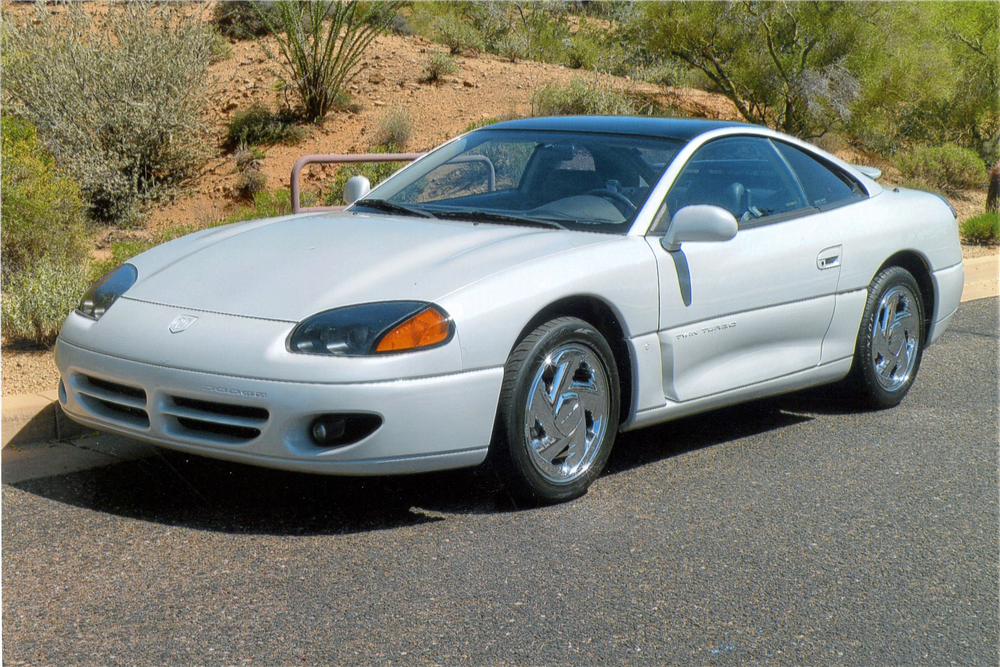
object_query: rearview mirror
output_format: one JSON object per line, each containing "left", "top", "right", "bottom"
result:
{"left": 344, "top": 175, "right": 371, "bottom": 205}
{"left": 660, "top": 205, "right": 738, "bottom": 252}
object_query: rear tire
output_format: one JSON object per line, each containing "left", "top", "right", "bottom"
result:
{"left": 490, "top": 317, "right": 620, "bottom": 504}
{"left": 848, "top": 266, "right": 925, "bottom": 409}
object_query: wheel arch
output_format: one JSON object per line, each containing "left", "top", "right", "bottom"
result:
{"left": 877, "top": 251, "right": 935, "bottom": 335}
{"left": 513, "top": 295, "right": 634, "bottom": 425}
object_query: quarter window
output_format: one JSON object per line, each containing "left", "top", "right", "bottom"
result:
{"left": 773, "top": 141, "right": 866, "bottom": 209}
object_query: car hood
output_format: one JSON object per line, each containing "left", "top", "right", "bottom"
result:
{"left": 125, "top": 212, "right": 611, "bottom": 321}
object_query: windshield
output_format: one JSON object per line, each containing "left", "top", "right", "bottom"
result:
{"left": 354, "top": 129, "right": 684, "bottom": 234}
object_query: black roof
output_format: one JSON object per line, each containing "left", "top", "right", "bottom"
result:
{"left": 483, "top": 116, "right": 753, "bottom": 142}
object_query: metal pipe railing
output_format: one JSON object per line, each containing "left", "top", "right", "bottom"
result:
{"left": 291, "top": 153, "right": 423, "bottom": 214}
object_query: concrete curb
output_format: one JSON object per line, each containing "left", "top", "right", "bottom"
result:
{"left": 2, "top": 254, "right": 998, "bottom": 450}
{"left": 960, "top": 255, "right": 1000, "bottom": 303}
{"left": 2, "top": 389, "right": 90, "bottom": 450}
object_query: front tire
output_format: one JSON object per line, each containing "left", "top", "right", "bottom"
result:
{"left": 491, "top": 317, "right": 620, "bottom": 504}
{"left": 849, "top": 266, "right": 925, "bottom": 409}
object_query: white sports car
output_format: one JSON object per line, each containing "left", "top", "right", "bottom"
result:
{"left": 56, "top": 117, "right": 964, "bottom": 503}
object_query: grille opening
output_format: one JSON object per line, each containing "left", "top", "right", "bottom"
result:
{"left": 172, "top": 396, "right": 268, "bottom": 421}
{"left": 175, "top": 417, "right": 261, "bottom": 441}
{"left": 77, "top": 395, "right": 150, "bottom": 428}
{"left": 84, "top": 375, "right": 146, "bottom": 401}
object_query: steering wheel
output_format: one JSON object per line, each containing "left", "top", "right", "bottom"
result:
{"left": 587, "top": 188, "right": 637, "bottom": 214}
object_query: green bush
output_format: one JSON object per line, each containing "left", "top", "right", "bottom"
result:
{"left": 898, "top": 144, "right": 988, "bottom": 195}
{"left": 564, "top": 37, "right": 600, "bottom": 70}
{"left": 2, "top": 3, "right": 213, "bottom": 227}
{"left": 212, "top": 1, "right": 278, "bottom": 40}
{"left": 0, "top": 117, "right": 89, "bottom": 280}
{"left": 433, "top": 15, "right": 484, "bottom": 55}
{"left": 1, "top": 257, "right": 89, "bottom": 346}
{"left": 256, "top": 1, "right": 401, "bottom": 121}
{"left": 422, "top": 52, "right": 457, "bottom": 82}
{"left": 225, "top": 105, "right": 303, "bottom": 150}
{"left": 372, "top": 109, "right": 412, "bottom": 150}
{"left": 960, "top": 212, "right": 1000, "bottom": 245}
{"left": 531, "top": 79, "right": 647, "bottom": 117}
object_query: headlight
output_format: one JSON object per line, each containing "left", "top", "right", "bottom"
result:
{"left": 288, "top": 301, "right": 453, "bottom": 356}
{"left": 77, "top": 263, "right": 138, "bottom": 320}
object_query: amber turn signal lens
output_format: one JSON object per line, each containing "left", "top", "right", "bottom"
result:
{"left": 375, "top": 307, "right": 450, "bottom": 353}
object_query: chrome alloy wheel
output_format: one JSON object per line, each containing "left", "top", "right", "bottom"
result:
{"left": 523, "top": 344, "right": 610, "bottom": 484}
{"left": 869, "top": 284, "right": 920, "bottom": 392}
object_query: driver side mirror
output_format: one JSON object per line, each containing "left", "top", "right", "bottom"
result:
{"left": 660, "top": 205, "right": 738, "bottom": 252}
{"left": 344, "top": 175, "right": 371, "bottom": 205}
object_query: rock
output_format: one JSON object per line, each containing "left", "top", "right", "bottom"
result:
{"left": 463, "top": 80, "right": 475, "bottom": 88}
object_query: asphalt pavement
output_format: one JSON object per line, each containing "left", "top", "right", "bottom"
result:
{"left": 3, "top": 298, "right": 997, "bottom": 666}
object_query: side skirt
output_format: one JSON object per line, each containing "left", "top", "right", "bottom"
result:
{"left": 621, "top": 357, "right": 853, "bottom": 431}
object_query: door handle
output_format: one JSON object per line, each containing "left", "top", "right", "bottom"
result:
{"left": 817, "top": 245, "right": 842, "bottom": 270}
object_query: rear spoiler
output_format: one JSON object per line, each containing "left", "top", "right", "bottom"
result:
{"left": 853, "top": 165, "right": 882, "bottom": 180}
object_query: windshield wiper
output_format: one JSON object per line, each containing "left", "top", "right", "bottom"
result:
{"left": 433, "top": 210, "right": 566, "bottom": 230}
{"left": 354, "top": 198, "right": 437, "bottom": 219}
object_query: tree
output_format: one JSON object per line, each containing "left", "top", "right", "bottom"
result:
{"left": 630, "top": 1, "right": 957, "bottom": 142}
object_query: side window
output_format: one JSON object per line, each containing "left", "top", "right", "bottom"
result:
{"left": 657, "top": 136, "right": 807, "bottom": 232}
{"left": 773, "top": 141, "right": 865, "bottom": 209}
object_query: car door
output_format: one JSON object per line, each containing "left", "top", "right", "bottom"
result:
{"left": 646, "top": 135, "right": 843, "bottom": 402}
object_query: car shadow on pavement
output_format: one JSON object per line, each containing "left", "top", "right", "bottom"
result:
{"left": 604, "top": 397, "right": 813, "bottom": 476}
{"left": 6, "top": 397, "right": 815, "bottom": 536}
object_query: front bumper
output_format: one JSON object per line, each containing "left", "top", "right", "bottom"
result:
{"left": 55, "top": 339, "right": 503, "bottom": 475}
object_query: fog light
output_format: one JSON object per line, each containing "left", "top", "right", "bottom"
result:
{"left": 308, "top": 413, "right": 382, "bottom": 448}
{"left": 311, "top": 416, "right": 346, "bottom": 445}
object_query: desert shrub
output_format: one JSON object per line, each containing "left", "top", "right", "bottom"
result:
{"left": 1, "top": 257, "right": 89, "bottom": 346}
{"left": 422, "top": 52, "right": 458, "bottom": 82}
{"left": 1, "top": 3, "right": 213, "bottom": 227}
{"left": 496, "top": 34, "right": 528, "bottom": 63}
{"left": 207, "top": 28, "right": 233, "bottom": 63}
{"left": 433, "top": 15, "right": 484, "bottom": 54}
{"left": 564, "top": 37, "right": 600, "bottom": 70}
{"left": 256, "top": 1, "right": 401, "bottom": 121}
{"left": 898, "top": 144, "right": 988, "bottom": 195}
{"left": 532, "top": 79, "right": 646, "bottom": 117}
{"left": 237, "top": 168, "right": 268, "bottom": 200}
{"left": 372, "top": 109, "right": 413, "bottom": 150}
{"left": 225, "top": 105, "right": 303, "bottom": 150}
{"left": 960, "top": 212, "right": 1000, "bottom": 245}
{"left": 212, "top": 1, "right": 278, "bottom": 40}
{"left": 231, "top": 143, "right": 267, "bottom": 200}
{"left": 1, "top": 117, "right": 90, "bottom": 280}
{"left": 325, "top": 156, "right": 406, "bottom": 207}
{"left": 391, "top": 13, "right": 415, "bottom": 37}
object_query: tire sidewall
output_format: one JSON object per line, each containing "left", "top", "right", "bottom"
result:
{"left": 853, "top": 267, "right": 925, "bottom": 408}
{"left": 498, "top": 318, "right": 620, "bottom": 503}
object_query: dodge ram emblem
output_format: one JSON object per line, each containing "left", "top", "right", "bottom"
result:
{"left": 168, "top": 315, "right": 198, "bottom": 333}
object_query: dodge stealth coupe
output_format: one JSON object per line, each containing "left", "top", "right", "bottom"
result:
{"left": 56, "top": 117, "right": 964, "bottom": 503}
